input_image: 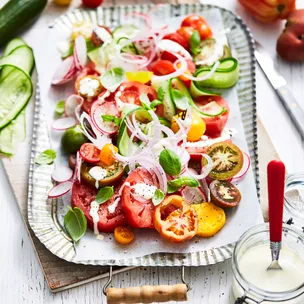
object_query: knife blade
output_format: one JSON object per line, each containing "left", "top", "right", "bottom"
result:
{"left": 254, "top": 42, "right": 304, "bottom": 138}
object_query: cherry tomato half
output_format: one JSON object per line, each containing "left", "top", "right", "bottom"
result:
{"left": 114, "top": 226, "right": 135, "bottom": 245}
{"left": 150, "top": 60, "right": 175, "bottom": 76}
{"left": 82, "top": 0, "right": 103, "bottom": 8}
{"left": 80, "top": 143, "right": 101, "bottom": 163}
{"left": 177, "top": 26, "right": 195, "bottom": 42}
{"left": 163, "top": 32, "right": 189, "bottom": 50}
{"left": 181, "top": 15, "right": 212, "bottom": 40}
{"left": 153, "top": 195, "right": 198, "bottom": 243}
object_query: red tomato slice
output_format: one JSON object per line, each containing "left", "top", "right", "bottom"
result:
{"left": 177, "top": 26, "right": 195, "bottom": 42}
{"left": 163, "top": 32, "right": 189, "bottom": 50}
{"left": 194, "top": 95, "right": 230, "bottom": 137}
{"left": 71, "top": 182, "right": 126, "bottom": 233}
{"left": 119, "top": 81, "right": 157, "bottom": 105}
{"left": 79, "top": 143, "right": 101, "bottom": 163}
{"left": 181, "top": 15, "right": 212, "bottom": 40}
{"left": 121, "top": 168, "right": 158, "bottom": 229}
{"left": 150, "top": 60, "right": 175, "bottom": 76}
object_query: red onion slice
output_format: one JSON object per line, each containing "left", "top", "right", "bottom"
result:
{"left": 74, "top": 35, "right": 87, "bottom": 71}
{"left": 158, "top": 39, "right": 192, "bottom": 59}
{"left": 52, "top": 56, "right": 77, "bottom": 85}
{"left": 187, "top": 154, "right": 213, "bottom": 180}
{"left": 48, "top": 181, "right": 73, "bottom": 198}
{"left": 52, "top": 117, "right": 77, "bottom": 130}
{"left": 74, "top": 151, "right": 82, "bottom": 182}
{"left": 90, "top": 100, "right": 120, "bottom": 135}
{"left": 231, "top": 151, "right": 251, "bottom": 182}
{"left": 65, "top": 94, "right": 84, "bottom": 118}
{"left": 51, "top": 166, "right": 73, "bottom": 183}
{"left": 179, "top": 61, "right": 220, "bottom": 81}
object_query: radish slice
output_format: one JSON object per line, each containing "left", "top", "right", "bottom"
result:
{"left": 74, "top": 151, "right": 82, "bottom": 182}
{"left": 74, "top": 36, "right": 87, "bottom": 70}
{"left": 48, "top": 181, "right": 73, "bottom": 198}
{"left": 52, "top": 117, "right": 77, "bottom": 130}
{"left": 231, "top": 151, "right": 251, "bottom": 182}
{"left": 158, "top": 39, "right": 192, "bottom": 59}
{"left": 51, "top": 166, "right": 73, "bottom": 183}
{"left": 90, "top": 100, "right": 120, "bottom": 135}
{"left": 52, "top": 56, "right": 77, "bottom": 85}
{"left": 65, "top": 94, "right": 84, "bottom": 118}
{"left": 181, "top": 186, "right": 207, "bottom": 204}
{"left": 93, "top": 27, "right": 112, "bottom": 43}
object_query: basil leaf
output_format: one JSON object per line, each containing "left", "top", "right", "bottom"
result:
{"left": 190, "top": 30, "right": 201, "bottom": 56}
{"left": 167, "top": 176, "right": 199, "bottom": 194}
{"left": 159, "top": 149, "right": 181, "bottom": 176}
{"left": 100, "top": 67, "right": 125, "bottom": 92}
{"left": 150, "top": 99, "right": 162, "bottom": 109}
{"left": 102, "top": 115, "right": 121, "bottom": 126}
{"left": 35, "top": 149, "right": 56, "bottom": 165}
{"left": 157, "top": 87, "right": 165, "bottom": 101}
{"left": 95, "top": 186, "right": 114, "bottom": 204}
{"left": 171, "top": 90, "right": 189, "bottom": 110}
{"left": 152, "top": 189, "right": 165, "bottom": 206}
{"left": 86, "top": 39, "right": 97, "bottom": 53}
{"left": 55, "top": 100, "right": 65, "bottom": 115}
{"left": 64, "top": 206, "right": 87, "bottom": 242}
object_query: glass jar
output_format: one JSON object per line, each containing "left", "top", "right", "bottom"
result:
{"left": 284, "top": 173, "right": 304, "bottom": 228}
{"left": 230, "top": 223, "right": 304, "bottom": 304}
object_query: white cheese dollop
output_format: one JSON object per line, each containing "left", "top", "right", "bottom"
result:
{"left": 131, "top": 183, "right": 157, "bottom": 200}
{"left": 79, "top": 77, "right": 100, "bottom": 97}
{"left": 89, "top": 166, "right": 107, "bottom": 189}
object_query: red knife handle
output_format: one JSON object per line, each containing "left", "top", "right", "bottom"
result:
{"left": 267, "top": 160, "right": 286, "bottom": 242}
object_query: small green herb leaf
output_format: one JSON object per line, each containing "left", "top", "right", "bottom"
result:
{"left": 152, "top": 189, "right": 165, "bottom": 206}
{"left": 95, "top": 186, "right": 114, "bottom": 204}
{"left": 35, "top": 149, "right": 56, "bottom": 165}
{"left": 64, "top": 206, "right": 87, "bottom": 242}
{"left": 190, "top": 30, "right": 201, "bottom": 56}
{"left": 55, "top": 100, "right": 65, "bottom": 115}
{"left": 171, "top": 90, "right": 189, "bottom": 110}
{"left": 140, "top": 93, "right": 151, "bottom": 110}
{"left": 100, "top": 67, "right": 125, "bottom": 92}
{"left": 157, "top": 87, "right": 165, "bottom": 101}
{"left": 102, "top": 115, "right": 121, "bottom": 126}
{"left": 159, "top": 149, "right": 182, "bottom": 176}
{"left": 167, "top": 177, "right": 199, "bottom": 194}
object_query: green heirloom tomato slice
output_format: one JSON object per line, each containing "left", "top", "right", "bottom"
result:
{"left": 205, "top": 142, "right": 244, "bottom": 180}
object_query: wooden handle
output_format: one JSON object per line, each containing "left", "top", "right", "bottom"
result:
{"left": 267, "top": 160, "right": 286, "bottom": 242}
{"left": 107, "top": 284, "right": 188, "bottom": 304}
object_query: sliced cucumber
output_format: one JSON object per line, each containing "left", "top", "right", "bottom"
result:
{"left": 190, "top": 81, "right": 220, "bottom": 98}
{"left": 117, "top": 37, "right": 139, "bottom": 55}
{"left": 112, "top": 25, "right": 139, "bottom": 41}
{"left": 170, "top": 78, "right": 194, "bottom": 104}
{"left": 88, "top": 46, "right": 101, "bottom": 65}
{"left": 117, "top": 108, "right": 140, "bottom": 156}
{"left": 151, "top": 78, "right": 175, "bottom": 120}
{"left": 192, "top": 58, "right": 239, "bottom": 91}
{"left": 194, "top": 101, "right": 225, "bottom": 117}
{"left": 3, "top": 37, "right": 26, "bottom": 56}
{"left": 0, "top": 109, "right": 26, "bottom": 155}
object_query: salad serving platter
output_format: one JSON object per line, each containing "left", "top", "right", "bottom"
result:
{"left": 28, "top": 3, "right": 261, "bottom": 267}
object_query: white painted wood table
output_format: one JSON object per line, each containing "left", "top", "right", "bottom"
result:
{"left": 1, "top": 0, "right": 304, "bottom": 303}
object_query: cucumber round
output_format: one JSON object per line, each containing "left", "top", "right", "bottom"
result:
{"left": 3, "top": 38, "right": 26, "bottom": 56}
{"left": 0, "top": 0, "right": 47, "bottom": 47}
{"left": 112, "top": 25, "right": 139, "bottom": 41}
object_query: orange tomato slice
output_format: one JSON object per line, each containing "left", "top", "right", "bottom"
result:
{"left": 114, "top": 226, "right": 135, "bottom": 245}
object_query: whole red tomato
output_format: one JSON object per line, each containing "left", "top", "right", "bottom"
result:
{"left": 82, "top": 0, "right": 103, "bottom": 8}
{"left": 238, "top": 0, "right": 296, "bottom": 23}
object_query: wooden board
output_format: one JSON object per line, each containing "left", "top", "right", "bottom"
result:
{"left": 0, "top": 0, "right": 279, "bottom": 292}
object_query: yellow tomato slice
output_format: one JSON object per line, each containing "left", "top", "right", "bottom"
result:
{"left": 114, "top": 226, "right": 135, "bottom": 245}
{"left": 171, "top": 111, "right": 206, "bottom": 142}
{"left": 126, "top": 71, "right": 153, "bottom": 84}
{"left": 192, "top": 202, "right": 226, "bottom": 237}
{"left": 100, "top": 144, "right": 118, "bottom": 166}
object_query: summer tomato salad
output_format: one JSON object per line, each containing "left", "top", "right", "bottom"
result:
{"left": 47, "top": 10, "right": 250, "bottom": 245}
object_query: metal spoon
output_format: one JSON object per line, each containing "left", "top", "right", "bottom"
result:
{"left": 267, "top": 160, "right": 286, "bottom": 270}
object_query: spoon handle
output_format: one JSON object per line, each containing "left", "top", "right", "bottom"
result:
{"left": 267, "top": 160, "right": 286, "bottom": 242}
